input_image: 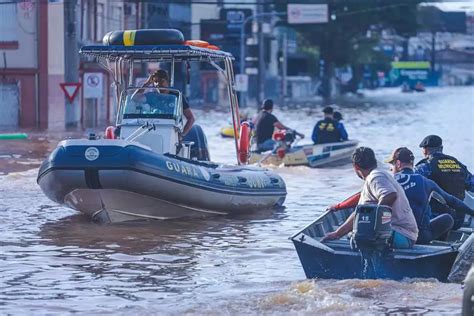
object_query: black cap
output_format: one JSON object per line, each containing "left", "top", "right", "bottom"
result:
{"left": 333, "top": 111, "right": 343, "bottom": 121}
{"left": 262, "top": 99, "right": 274, "bottom": 110}
{"left": 419, "top": 135, "right": 442, "bottom": 148}
{"left": 323, "top": 106, "right": 334, "bottom": 114}
{"left": 385, "top": 147, "right": 415, "bottom": 164}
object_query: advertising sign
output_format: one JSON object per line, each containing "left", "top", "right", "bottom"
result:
{"left": 287, "top": 4, "right": 328, "bottom": 24}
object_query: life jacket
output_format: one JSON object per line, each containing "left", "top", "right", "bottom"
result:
{"left": 425, "top": 153, "right": 467, "bottom": 200}
{"left": 395, "top": 170, "right": 431, "bottom": 232}
{"left": 314, "top": 118, "right": 341, "bottom": 144}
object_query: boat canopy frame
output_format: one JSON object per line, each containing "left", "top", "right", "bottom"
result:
{"left": 80, "top": 45, "right": 242, "bottom": 164}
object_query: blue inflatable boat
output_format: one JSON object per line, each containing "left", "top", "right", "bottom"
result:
{"left": 37, "top": 29, "right": 287, "bottom": 222}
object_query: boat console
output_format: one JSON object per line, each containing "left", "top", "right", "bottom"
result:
{"left": 116, "top": 87, "right": 189, "bottom": 157}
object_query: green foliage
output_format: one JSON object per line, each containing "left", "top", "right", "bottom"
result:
{"left": 276, "top": 0, "right": 422, "bottom": 65}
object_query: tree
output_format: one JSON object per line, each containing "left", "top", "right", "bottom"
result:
{"left": 276, "top": 0, "right": 423, "bottom": 102}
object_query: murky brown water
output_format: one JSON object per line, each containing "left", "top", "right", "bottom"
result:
{"left": 1, "top": 87, "right": 473, "bottom": 314}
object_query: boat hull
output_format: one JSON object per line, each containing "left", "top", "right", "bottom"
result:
{"left": 249, "top": 140, "right": 358, "bottom": 167}
{"left": 38, "top": 140, "right": 286, "bottom": 222}
{"left": 291, "top": 208, "right": 473, "bottom": 281}
{"left": 292, "top": 238, "right": 458, "bottom": 280}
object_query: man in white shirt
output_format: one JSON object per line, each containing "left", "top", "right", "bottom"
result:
{"left": 322, "top": 147, "right": 419, "bottom": 248}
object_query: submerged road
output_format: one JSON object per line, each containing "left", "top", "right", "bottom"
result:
{"left": 0, "top": 87, "right": 473, "bottom": 314}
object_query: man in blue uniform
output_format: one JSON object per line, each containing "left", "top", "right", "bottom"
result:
{"left": 333, "top": 111, "right": 349, "bottom": 141}
{"left": 254, "top": 99, "right": 304, "bottom": 152}
{"left": 387, "top": 147, "right": 474, "bottom": 243}
{"left": 415, "top": 135, "right": 474, "bottom": 229}
{"left": 311, "top": 106, "right": 346, "bottom": 144}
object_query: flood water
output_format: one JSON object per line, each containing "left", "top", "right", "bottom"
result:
{"left": 1, "top": 87, "right": 473, "bottom": 314}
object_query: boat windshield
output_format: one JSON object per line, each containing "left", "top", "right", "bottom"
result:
{"left": 120, "top": 87, "right": 180, "bottom": 120}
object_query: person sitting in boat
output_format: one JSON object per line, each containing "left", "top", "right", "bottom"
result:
{"left": 254, "top": 99, "right": 304, "bottom": 152}
{"left": 386, "top": 147, "right": 474, "bottom": 244}
{"left": 322, "top": 147, "right": 419, "bottom": 248}
{"left": 414, "top": 81, "right": 425, "bottom": 92}
{"left": 415, "top": 135, "right": 474, "bottom": 229}
{"left": 133, "top": 69, "right": 195, "bottom": 136}
{"left": 333, "top": 111, "right": 349, "bottom": 142}
{"left": 311, "top": 106, "right": 346, "bottom": 144}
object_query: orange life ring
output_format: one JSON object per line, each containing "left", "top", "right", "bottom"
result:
{"left": 104, "top": 126, "right": 116, "bottom": 139}
{"left": 207, "top": 45, "right": 220, "bottom": 50}
{"left": 184, "top": 40, "right": 209, "bottom": 48}
{"left": 238, "top": 122, "right": 251, "bottom": 164}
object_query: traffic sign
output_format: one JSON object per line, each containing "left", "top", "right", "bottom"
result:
{"left": 235, "top": 74, "right": 249, "bottom": 92}
{"left": 287, "top": 4, "right": 328, "bottom": 24}
{"left": 60, "top": 82, "right": 81, "bottom": 103}
{"left": 83, "top": 73, "right": 103, "bottom": 99}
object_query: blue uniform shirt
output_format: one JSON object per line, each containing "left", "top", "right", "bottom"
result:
{"left": 311, "top": 120, "right": 348, "bottom": 143}
{"left": 395, "top": 168, "right": 472, "bottom": 231}
{"left": 415, "top": 152, "right": 474, "bottom": 192}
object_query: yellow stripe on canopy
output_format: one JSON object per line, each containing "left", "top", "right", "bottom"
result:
{"left": 123, "top": 30, "right": 136, "bottom": 46}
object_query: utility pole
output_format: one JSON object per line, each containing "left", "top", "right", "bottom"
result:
{"left": 282, "top": 31, "right": 288, "bottom": 106}
{"left": 431, "top": 31, "right": 436, "bottom": 71}
{"left": 257, "top": 4, "right": 265, "bottom": 105}
{"left": 64, "top": 0, "right": 79, "bottom": 128}
{"left": 239, "top": 12, "right": 286, "bottom": 108}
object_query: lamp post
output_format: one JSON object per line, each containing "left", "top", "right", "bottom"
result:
{"left": 239, "top": 12, "right": 286, "bottom": 107}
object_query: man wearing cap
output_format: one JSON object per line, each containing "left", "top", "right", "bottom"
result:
{"left": 322, "top": 147, "right": 419, "bottom": 248}
{"left": 387, "top": 147, "right": 473, "bottom": 243}
{"left": 415, "top": 135, "right": 474, "bottom": 228}
{"left": 254, "top": 99, "right": 304, "bottom": 152}
{"left": 133, "top": 70, "right": 195, "bottom": 136}
{"left": 311, "top": 106, "right": 346, "bottom": 144}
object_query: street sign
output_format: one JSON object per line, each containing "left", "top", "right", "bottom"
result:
{"left": 287, "top": 4, "right": 328, "bottom": 24}
{"left": 235, "top": 74, "right": 249, "bottom": 92}
{"left": 60, "top": 83, "right": 81, "bottom": 103}
{"left": 245, "top": 68, "right": 258, "bottom": 75}
{"left": 83, "top": 73, "right": 103, "bottom": 99}
{"left": 220, "top": 8, "right": 253, "bottom": 34}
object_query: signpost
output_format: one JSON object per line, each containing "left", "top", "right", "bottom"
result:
{"left": 83, "top": 73, "right": 103, "bottom": 99}
{"left": 235, "top": 74, "right": 249, "bottom": 92}
{"left": 60, "top": 82, "right": 81, "bottom": 103}
{"left": 287, "top": 4, "right": 328, "bottom": 24}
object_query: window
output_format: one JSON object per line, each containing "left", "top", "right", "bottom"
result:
{"left": 110, "top": 6, "right": 123, "bottom": 31}
{"left": 121, "top": 88, "right": 179, "bottom": 120}
{"left": 0, "top": 1, "right": 19, "bottom": 48}
{"left": 96, "top": 3, "right": 104, "bottom": 42}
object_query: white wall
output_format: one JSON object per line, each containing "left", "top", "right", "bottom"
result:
{"left": 0, "top": 2, "right": 38, "bottom": 69}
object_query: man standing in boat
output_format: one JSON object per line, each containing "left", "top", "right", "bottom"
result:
{"left": 254, "top": 99, "right": 304, "bottom": 152}
{"left": 311, "top": 106, "right": 346, "bottom": 144}
{"left": 322, "top": 147, "right": 419, "bottom": 248}
{"left": 133, "top": 69, "right": 196, "bottom": 136}
{"left": 415, "top": 135, "right": 474, "bottom": 229}
{"left": 387, "top": 147, "right": 474, "bottom": 244}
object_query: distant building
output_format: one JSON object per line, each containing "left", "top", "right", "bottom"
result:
{"left": 0, "top": 1, "right": 46, "bottom": 129}
{"left": 0, "top": 1, "right": 134, "bottom": 130}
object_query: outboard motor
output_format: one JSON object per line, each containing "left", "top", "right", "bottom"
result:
{"left": 350, "top": 204, "right": 392, "bottom": 252}
{"left": 350, "top": 204, "right": 393, "bottom": 278}
{"left": 183, "top": 124, "right": 210, "bottom": 161}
